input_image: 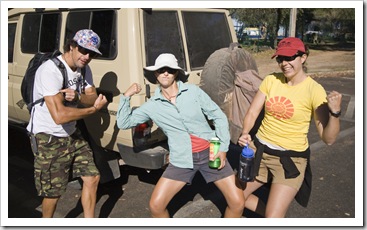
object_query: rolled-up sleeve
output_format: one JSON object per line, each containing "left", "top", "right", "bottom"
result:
{"left": 116, "top": 95, "right": 150, "bottom": 129}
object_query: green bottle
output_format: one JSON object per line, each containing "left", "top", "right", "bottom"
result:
{"left": 208, "top": 137, "right": 221, "bottom": 169}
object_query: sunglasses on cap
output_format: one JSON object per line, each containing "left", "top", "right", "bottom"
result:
{"left": 156, "top": 67, "right": 178, "bottom": 74}
{"left": 276, "top": 53, "right": 303, "bottom": 64}
{"left": 77, "top": 45, "right": 99, "bottom": 59}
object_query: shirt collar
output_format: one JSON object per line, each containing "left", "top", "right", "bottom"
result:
{"left": 153, "top": 80, "right": 188, "bottom": 101}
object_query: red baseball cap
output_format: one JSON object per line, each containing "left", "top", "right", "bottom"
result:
{"left": 271, "top": 37, "right": 305, "bottom": 59}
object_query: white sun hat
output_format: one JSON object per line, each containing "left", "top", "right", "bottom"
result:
{"left": 143, "top": 53, "right": 189, "bottom": 84}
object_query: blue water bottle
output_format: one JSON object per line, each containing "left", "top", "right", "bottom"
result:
{"left": 238, "top": 144, "right": 255, "bottom": 182}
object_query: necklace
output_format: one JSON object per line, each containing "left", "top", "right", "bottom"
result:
{"left": 162, "top": 90, "right": 177, "bottom": 102}
{"left": 163, "top": 93, "right": 176, "bottom": 101}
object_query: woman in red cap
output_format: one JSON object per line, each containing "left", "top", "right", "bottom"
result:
{"left": 238, "top": 37, "right": 342, "bottom": 217}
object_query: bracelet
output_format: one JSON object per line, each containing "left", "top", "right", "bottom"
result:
{"left": 93, "top": 105, "right": 98, "bottom": 111}
{"left": 329, "top": 109, "right": 341, "bottom": 118}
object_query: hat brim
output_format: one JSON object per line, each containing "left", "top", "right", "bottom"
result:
{"left": 78, "top": 44, "right": 102, "bottom": 55}
{"left": 143, "top": 66, "right": 189, "bottom": 84}
{"left": 271, "top": 48, "right": 299, "bottom": 59}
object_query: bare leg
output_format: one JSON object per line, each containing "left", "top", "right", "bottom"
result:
{"left": 41, "top": 197, "right": 59, "bottom": 218}
{"left": 237, "top": 179, "right": 266, "bottom": 217}
{"left": 265, "top": 183, "right": 298, "bottom": 218}
{"left": 149, "top": 177, "right": 186, "bottom": 218}
{"left": 80, "top": 175, "right": 100, "bottom": 218}
{"left": 214, "top": 174, "right": 245, "bottom": 218}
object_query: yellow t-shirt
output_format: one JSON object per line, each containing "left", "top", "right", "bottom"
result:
{"left": 257, "top": 73, "right": 327, "bottom": 151}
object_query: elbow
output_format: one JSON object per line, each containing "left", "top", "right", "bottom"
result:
{"left": 325, "top": 140, "right": 336, "bottom": 146}
{"left": 116, "top": 119, "right": 128, "bottom": 130}
{"left": 323, "top": 136, "right": 337, "bottom": 146}
{"left": 53, "top": 116, "right": 66, "bottom": 125}
{"left": 51, "top": 111, "right": 68, "bottom": 125}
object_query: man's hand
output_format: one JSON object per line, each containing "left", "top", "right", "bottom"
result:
{"left": 60, "top": 88, "right": 79, "bottom": 102}
{"left": 93, "top": 94, "right": 108, "bottom": 111}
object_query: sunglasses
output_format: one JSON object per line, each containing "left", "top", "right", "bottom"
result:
{"left": 77, "top": 45, "right": 99, "bottom": 59}
{"left": 156, "top": 67, "right": 178, "bottom": 74}
{"left": 276, "top": 54, "right": 302, "bottom": 64}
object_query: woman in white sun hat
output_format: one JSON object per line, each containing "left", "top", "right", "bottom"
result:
{"left": 117, "top": 53, "right": 245, "bottom": 218}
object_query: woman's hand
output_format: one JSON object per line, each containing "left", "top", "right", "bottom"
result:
{"left": 216, "top": 151, "right": 227, "bottom": 170}
{"left": 238, "top": 133, "right": 252, "bottom": 147}
{"left": 124, "top": 83, "right": 142, "bottom": 97}
{"left": 326, "top": 90, "right": 342, "bottom": 113}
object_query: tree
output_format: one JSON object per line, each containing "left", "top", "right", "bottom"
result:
{"left": 229, "top": 8, "right": 289, "bottom": 48}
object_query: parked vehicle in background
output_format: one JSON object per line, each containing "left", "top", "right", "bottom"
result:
{"left": 304, "top": 30, "right": 323, "bottom": 44}
{"left": 8, "top": 8, "right": 238, "bottom": 182}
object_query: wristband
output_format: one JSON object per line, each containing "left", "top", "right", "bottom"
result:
{"left": 329, "top": 109, "right": 341, "bottom": 118}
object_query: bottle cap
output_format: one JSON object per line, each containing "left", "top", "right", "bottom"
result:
{"left": 210, "top": 137, "right": 220, "bottom": 142}
{"left": 241, "top": 144, "right": 254, "bottom": 157}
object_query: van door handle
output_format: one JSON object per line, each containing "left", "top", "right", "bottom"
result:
{"left": 145, "top": 84, "right": 151, "bottom": 99}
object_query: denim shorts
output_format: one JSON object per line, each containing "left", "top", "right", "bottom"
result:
{"left": 162, "top": 148, "right": 234, "bottom": 184}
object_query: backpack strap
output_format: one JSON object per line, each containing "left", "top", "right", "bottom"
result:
{"left": 50, "top": 57, "right": 68, "bottom": 89}
{"left": 81, "top": 67, "right": 86, "bottom": 94}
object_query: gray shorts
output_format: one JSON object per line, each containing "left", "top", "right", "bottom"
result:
{"left": 162, "top": 148, "right": 234, "bottom": 184}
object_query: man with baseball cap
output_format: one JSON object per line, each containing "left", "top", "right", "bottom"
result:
{"left": 27, "top": 29, "right": 107, "bottom": 217}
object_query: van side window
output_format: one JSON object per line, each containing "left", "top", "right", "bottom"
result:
{"left": 182, "top": 12, "right": 232, "bottom": 70}
{"left": 66, "top": 10, "right": 117, "bottom": 59}
{"left": 143, "top": 11, "right": 186, "bottom": 70}
{"left": 8, "top": 23, "right": 17, "bottom": 63}
{"left": 21, "top": 13, "right": 61, "bottom": 53}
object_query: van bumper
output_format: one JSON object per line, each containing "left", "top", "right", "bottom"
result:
{"left": 117, "top": 143, "right": 169, "bottom": 170}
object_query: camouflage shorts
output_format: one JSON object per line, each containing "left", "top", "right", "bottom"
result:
{"left": 33, "top": 129, "right": 100, "bottom": 198}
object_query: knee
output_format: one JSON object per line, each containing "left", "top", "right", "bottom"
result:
{"left": 149, "top": 198, "right": 160, "bottom": 215}
{"left": 81, "top": 175, "right": 100, "bottom": 189}
{"left": 227, "top": 192, "right": 246, "bottom": 211}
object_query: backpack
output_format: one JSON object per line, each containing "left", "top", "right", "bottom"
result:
{"left": 21, "top": 50, "right": 68, "bottom": 113}
{"left": 200, "top": 43, "right": 264, "bottom": 143}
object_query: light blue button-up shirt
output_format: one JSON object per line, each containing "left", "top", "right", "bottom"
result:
{"left": 116, "top": 81, "right": 230, "bottom": 169}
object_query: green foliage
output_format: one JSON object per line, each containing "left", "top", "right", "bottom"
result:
{"left": 230, "top": 8, "right": 355, "bottom": 45}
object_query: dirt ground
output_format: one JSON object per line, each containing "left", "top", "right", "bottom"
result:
{"left": 251, "top": 44, "right": 355, "bottom": 79}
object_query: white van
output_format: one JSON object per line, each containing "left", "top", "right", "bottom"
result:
{"left": 8, "top": 8, "right": 238, "bottom": 182}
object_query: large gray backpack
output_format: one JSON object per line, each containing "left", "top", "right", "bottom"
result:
{"left": 200, "top": 43, "right": 264, "bottom": 143}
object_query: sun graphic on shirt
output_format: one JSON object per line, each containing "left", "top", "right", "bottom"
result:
{"left": 265, "top": 96, "right": 294, "bottom": 120}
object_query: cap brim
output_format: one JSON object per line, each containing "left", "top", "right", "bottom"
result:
{"left": 78, "top": 43, "right": 102, "bottom": 55}
{"left": 271, "top": 48, "right": 298, "bottom": 59}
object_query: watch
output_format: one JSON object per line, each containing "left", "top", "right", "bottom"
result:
{"left": 329, "top": 110, "right": 341, "bottom": 118}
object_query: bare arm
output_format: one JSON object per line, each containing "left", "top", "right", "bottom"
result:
{"left": 60, "top": 86, "right": 98, "bottom": 106}
{"left": 44, "top": 91, "right": 107, "bottom": 125}
{"left": 314, "top": 90, "right": 342, "bottom": 145}
{"left": 238, "top": 90, "right": 266, "bottom": 147}
{"left": 79, "top": 86, "right": 98, "bottom": 106}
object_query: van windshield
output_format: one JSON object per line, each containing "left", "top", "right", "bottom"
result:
{"left": 182, "top": 11, "right": 232, "bottom": 70}
{"left": 144, "top": 10, "right": 232, "bottom": 71}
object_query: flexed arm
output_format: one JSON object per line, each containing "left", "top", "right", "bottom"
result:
{"left": 314, "top": 90, "right": 342, "bottom": 145}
